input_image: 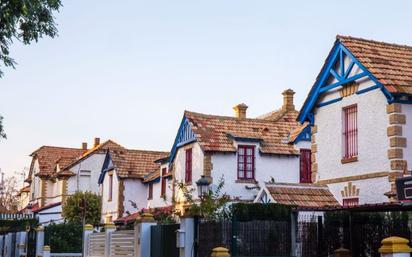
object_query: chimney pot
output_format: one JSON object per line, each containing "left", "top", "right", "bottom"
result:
{"left": 82, "top": 142, "right": 88, "bottom": 150}
{"left": 93, "top": 137, "right": 100, "bottom": 147}
{"left": 233, "top": 103, "right": 248, "bottom": 119}
{"left": 282, "top": 89, "right": 295, "bottom": 111}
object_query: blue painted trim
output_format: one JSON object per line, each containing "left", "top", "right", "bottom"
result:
{"left": 298, "top": 41, "right": 394, "bottom": 123}
{"left": 339, "top": 48, "right": 344, "bottom": 76}
{"left": 344, "top": 60, "right": 355, "bottom": 79}
{"left": 168, "top": 115, "right": 197, "bottom": 165}
{"left": 330, "top": 69, "right": 341, "bottom": 82}
{"left": 316, "top": 97, "right": 343, "bottom": 108}
{"left": 356, "top": 85, "right": 380, "bottom": 95}
{"left": 294, "top": 125, "right": 312, "bottom": 143}
{"left": 98, "top": 150, "right": 112, "bottom": 184}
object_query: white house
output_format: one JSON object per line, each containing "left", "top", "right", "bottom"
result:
{"left": 98, "top": 148, "right": 169, "bottom": 223}
{"left": 298, "top": 35, "right": 412, "bottom": 205}
{"left": 169, "top": 89, "right": 313, "bottom": 213}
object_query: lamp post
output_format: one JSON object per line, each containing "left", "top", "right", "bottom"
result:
{"left": 196, "top": 175, "right": 211, "bottom": 197}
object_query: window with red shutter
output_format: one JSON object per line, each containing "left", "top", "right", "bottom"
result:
{"left": 108, "top": 173, "right": 113, "bottom": 202}
{"left": 342, "top": 105, "right": 358, "bottom": 159}
{"left": 161, "top": 167, "right": 167, "bottom": 197}
{"left": 148, "top": 183, "right": 153, "bottom": 200}
{"left": 185, "top": 149, "right": 192, "bottom": 183}
{"left": 237, "top": 145, "right": 255, "bottom": 180}
{"left": 343, "top": 198, "right": 359, "bottom": 207}
{"left": 300, "top": 149, "right": 312, "bottom": 183}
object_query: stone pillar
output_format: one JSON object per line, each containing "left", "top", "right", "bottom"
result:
{"left": 379, "top": 237, "right": 412, "bottom": 257}
{"left": 179, "top": 216, "right": 195, "bottom": 257}
{"left": 211, "top": 247, "right": 230, "bottom": 257}
{"left": 334, "top": 247, "right": 351, "bottom": 257}
{"left": 104, "top": 223, "right": 116, "bottom": 257}
{"left": 83, "top": 224, "right": 93, "bottom": 257}
{"left": 36, "top": 226, "right": 45, "bottom": 257}
{"left": 134, "top": 213, "right": 157, "bottom": 257}
{"left": 43, "top": 245, "right": 50, "bottom": 257}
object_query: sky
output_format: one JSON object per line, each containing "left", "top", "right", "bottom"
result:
{"left": 1, "top": 0, "right": 412, "bottom": 182}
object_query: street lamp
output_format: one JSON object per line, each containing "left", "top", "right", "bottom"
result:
{"left": 196, "top": 175, "right": 211, "bottom": 197}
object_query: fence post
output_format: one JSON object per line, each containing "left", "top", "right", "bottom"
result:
{"left": 83, "top": 224, "right": 93, "bottom": 257}
{"left": 43, "top": 245, "right": 50, "bottom": 257}
{"left": 180, "top": 215, "right": 194, "bottom": 257}
{"left": 17, "top": 231, "right": 27, "bottom": 257}
{"left": 104, "top": 223, "right": 116, "bottom": 257}
{"left": 379, "top": 237, "right": 412, "bottom": 257}
{"left": 35, "top": 226, "right": 45, "bottom": 257}
{"left": 134, "top": 212, "right": 157, "bottom": 257}
{"left": 211, "top": 247, "right": 230, "bottom": 257}
{"left": 317, "top": 216, "right": 323, "bottom": 256}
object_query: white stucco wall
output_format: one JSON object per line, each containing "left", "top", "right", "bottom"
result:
{"left": 123, "top": 179, "right": 147, "bottom": 215}
{"left": 315, "top": 88, "right": 390, "bottom": 181}
{"left": 37, "top": 204, "right": 63, "bottom": 225}
{"left": 148, "top": 164, "right": 173, "bottom": 208}
{"left": 101, "top": 169, "right": 119, "bottom": 222}
{"left": 403, "top": 103, "right": 412, "bottom": 172}
{"left": 67, "top": 153, "right": 106, "bottom": 195}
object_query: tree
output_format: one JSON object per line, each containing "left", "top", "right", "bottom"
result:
{"left": 0, "top": 176, "right": 19, "bottom": 213}
{"left": 0, "top": 116, "right": 5, "bottom": 139}
{"left": 176, "top": 176, "right": 230, "bottom": 221}
{"left": 62, "top": 191, "right": 101, "bottom": 226}
{"left": 0, "top": 0, "right": 62, "bottom": 77}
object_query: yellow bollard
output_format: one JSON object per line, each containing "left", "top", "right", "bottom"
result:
{"left": 211, "top": 247, "right": 230, "bottom": 257}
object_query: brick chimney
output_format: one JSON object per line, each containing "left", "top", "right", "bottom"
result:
{"left": 82, "top": 142, "right": 88, "bottom": 150}
{"left": 233, "top": 103, "right": 248, "bottom": 119}
{"left": 93, "top": 137, "right": 100, "bottom": 147}
{"left": 282, "top": 89, "right": 295, "bottom": 111}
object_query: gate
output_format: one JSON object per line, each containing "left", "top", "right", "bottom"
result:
{"left": 88, "top": 232, "right": 105, "bottom": 257}
{"left": 27, "top": 228, "right": 37, "bottom": 257}
{"left": 150, "top": 224, "right": 179, "bottom": 257}
{"left": 109, "top": 230, "right": 134, "bottom": 257}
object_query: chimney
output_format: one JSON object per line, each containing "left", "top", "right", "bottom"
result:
{"left": 82, "top": 142, "right": 88, "bottom": 150}
{"left": 233, "top": 103, "right": 248, "bottom": 119}
{"left": 93, "top": 137, "right": 100, "bottom": 147}
{"left": 282, "top": 89, "right": 295, "bottom": 111}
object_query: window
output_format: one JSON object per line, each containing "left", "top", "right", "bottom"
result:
{"left": 161, "top": 168, "right": 167, "bottom": 197}
{"left": 108, "top": 173, "right": 113, "bottom": 202}
{"left": 300, "top": 149, "right": 312, "bottom": 183}
{"left": 79, "top": 170, "right": 91, "bottom": 190}
{"left": 343, "top": 198, "right": 359, "bottom": 207}
{"left": 185, "top": 149, "right": 192, "bottom": 183}
{"left": 342, "top": 105, "right": 358, "bottom": 159}
{"left": 148, "top": 183, "right": 153, "bottom": 200}
{"left": 237, "top": 145, "right": 255, "bottom": 180}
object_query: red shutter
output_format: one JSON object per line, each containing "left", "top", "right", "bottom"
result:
{"left": 343, "top": 105, "right": 358, "bottom": 158}
{"left": 185, "top": 149, "right": 192, "bottom": 183}
{"left": 108, "top": 174, "right": 113, "bottom": 201}
{"left": 161, "top": 168, "right": 167, "bottom": 196}
{"left": 300, "top": 149, "right": 312, "bottom": 183}
{"left": 148, "top": 183, "right": 153, "bottom": 200}
{"left": 343, "top": 198, "right": 359, "bottom": 207}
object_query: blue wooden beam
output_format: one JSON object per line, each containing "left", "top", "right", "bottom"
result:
{"left": 340, "top": 48, "right": 344, "bottom": 76}
{"left": 329, "top": 68, "right": 342, "bottom": 82}
{"left": 319, "top": 72, "right": 368, "bottom": 93}
{"left": 316, "top": 97, "right": 343, "bottom": 108}
{"left": 344, "top": 60, "right": 355, "bottom": 79}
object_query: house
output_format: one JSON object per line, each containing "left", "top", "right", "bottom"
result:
{"left": 298, "top": 35, "right": 412, "bottom": 205}
{"left": 169, "top": 89, "right": 312, "bottom": 212}
{"left": 23, "top": 144, "right": 87, "bottom": 224}
{"left": 99, "top": 148, "right": 169, "bottom": 223}
{"left": 143, "top": 156, "right": 173, "bottom": 208}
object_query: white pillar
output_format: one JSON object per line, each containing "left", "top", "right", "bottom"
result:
{"left": 16, "top": 231, "right": 26, "bottom": 257}
{"left": 379, "top": 237, "right": 412, "bottom": 257}
{"left": 35, "top": 226, "right": 45, "bottom": 257}
{"left": 0, "top": 235, "right": 4, "bottom": 257}
{"left": 83, "top": 224, "right": 93, "bottom": 257}
{"left": 104, "top": 223, "right": 116, "bottom": 257}
{"left": 134, "top": 213, "right": 157, "bottom": 257}
{"left": 43, "top": 245, "right": 50, "bottom": 257}
{"left": 179, "top": 216, "right": 194, "bottom": 257}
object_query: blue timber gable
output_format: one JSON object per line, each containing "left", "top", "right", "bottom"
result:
{"left": 168, "top": 115, "right": 197, "bottom": 165}
{"left": 298, "top": 40, "right": 394, "bottom": 124}
{"left": 98, "top": 150, "right": 114, "bottom": 184}
{"left": 294, "top": 125, "right": 311, "bottom": 143}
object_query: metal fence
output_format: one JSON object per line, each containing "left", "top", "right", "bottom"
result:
{"left": 197, "top": 217, "right": 291, "bottom": 257}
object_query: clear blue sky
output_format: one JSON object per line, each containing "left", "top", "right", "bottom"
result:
{"left": 1, "top": 0, "right": 412, "bottom": 180}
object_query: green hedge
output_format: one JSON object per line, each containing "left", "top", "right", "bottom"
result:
{"left": 231, "top": 203, "right": 292, "bottom": 221}
{"left": 44, "top": 222, "right": 82, "bottom": 253}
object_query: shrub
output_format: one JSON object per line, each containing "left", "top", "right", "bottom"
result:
{"left": 44, "top": 222, "right": 82, "bottom": 253}
{"left": 62, "top": 191, "right": 101, "bottom": 226}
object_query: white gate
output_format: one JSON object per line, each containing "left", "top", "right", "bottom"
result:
{"left": 88, "top": 233, "right": 105, "bottom": 257}
{"left": 109, "top": 230, "right": 135, "bottom": 257}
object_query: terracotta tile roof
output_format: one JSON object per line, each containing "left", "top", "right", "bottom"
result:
{"left": 60, "top": 140, "right": 125, "bottom": 173}
{"left": 338, "top": 35, "right": 412, "bottom": 95}
{"left": 20, "top": 186, "right": 30, "bottom": 193}
{"left": 266, "top": 183, "right": 339, "bottom": 208}
{"left": 109, "top": 149, "right": 169, "bottom": 179}
{"left": 28, "top": 146, "right": 86, "bottom": 178}
{"left": 257, "top": 108, "right": 299, "bottom": 122}
{"left": 185, "top": 110, "right": 300, "bottom": 155}
{"left": 143, "top": 170, "right": 160, "bottom": 183}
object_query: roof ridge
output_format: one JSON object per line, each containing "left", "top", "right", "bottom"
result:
{"left": 337, "top": 35, "right": 412, "bottom": 50}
